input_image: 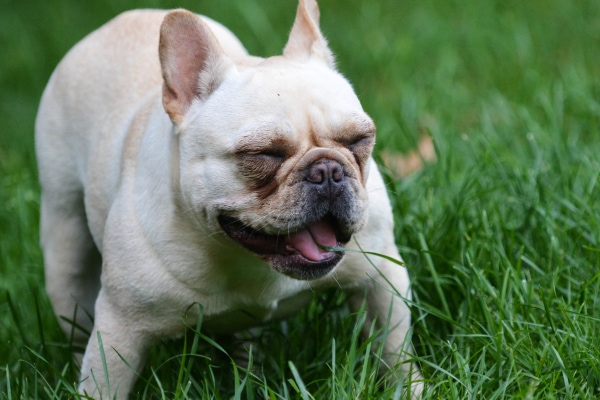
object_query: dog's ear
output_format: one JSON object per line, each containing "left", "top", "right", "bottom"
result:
{"left": 159, "top": 10, "right": 232, "bottom": 125}
{"left": 283, "top": 0, "right": 335, "bottom": 68}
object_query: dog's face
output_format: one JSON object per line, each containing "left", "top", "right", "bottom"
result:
{"left": 160, "top": 4, "right": 375, "bottom": 280}
{"left": 189, "top": 59, "right": 375, "bottom": 280}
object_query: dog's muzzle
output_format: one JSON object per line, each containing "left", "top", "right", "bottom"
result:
{"left": 218, "top": 157, "right": 364, "bottom": 280}
{"left": 218, "top": 213, "right": 349, "bottom": 281}
{"left": 305, "top": 158, "right": 345, "bottom": 203}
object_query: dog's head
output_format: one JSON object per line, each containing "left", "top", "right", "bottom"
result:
{"left": 159, "top": 0, "right": 375, "bottom": 280}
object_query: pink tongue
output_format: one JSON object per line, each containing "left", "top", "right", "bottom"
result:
{"left": 286, "top": 219, "right": 338, "bottom": 261}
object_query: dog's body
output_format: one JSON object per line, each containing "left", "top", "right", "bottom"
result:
{"left": 36, "top": 1, "right": 421, "bottom": 397}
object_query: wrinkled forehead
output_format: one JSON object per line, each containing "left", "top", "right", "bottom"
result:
{"left": 231, "top": 110, "right": 374, "bottom": 151}
{"left": 251, "top": 58, "right": 363, "bottom": 107}
{"left": 225, "top": 58, "right": 374, "bottom": 139}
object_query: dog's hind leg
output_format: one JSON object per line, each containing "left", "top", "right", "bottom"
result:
{"left": 36, "top": 65, "right": 104, "bottom": 358}
{"left": 40, "top": 189, "right": 102, "bottom": 355}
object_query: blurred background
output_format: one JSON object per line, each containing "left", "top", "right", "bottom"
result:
{"left": 1, "top": 0, "right": 599, "bottom": 397}
{"left": 4, "top": 0, "right": 597, "bottom": 155}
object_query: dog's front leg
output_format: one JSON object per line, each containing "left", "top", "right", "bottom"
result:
{"left": 79, "top": 289, "right": 152, "bottom": 400}
{"left": 348, "top": 257, "right": 423, "bottom": 397}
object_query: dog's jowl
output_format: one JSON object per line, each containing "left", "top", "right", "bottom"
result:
{"left": 36, "top": 0, "right": 422, "bottom": 397}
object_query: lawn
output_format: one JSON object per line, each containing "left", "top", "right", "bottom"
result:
{"left": 1, "top": 0, "right": 599, "bottom": 398}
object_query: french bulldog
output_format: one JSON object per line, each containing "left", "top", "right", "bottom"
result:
{"left": 36, "top": 0, "right": 422, "bottom": 397}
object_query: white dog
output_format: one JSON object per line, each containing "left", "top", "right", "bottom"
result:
{"left": 36, "top": 0, "right": 422, "bottom": 397}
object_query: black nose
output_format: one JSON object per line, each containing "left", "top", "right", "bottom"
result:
{"left": 305, "top": 159, "right": 345, "bottom": 200}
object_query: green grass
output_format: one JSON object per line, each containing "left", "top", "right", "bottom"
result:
{"left": 2, "top": 0, "right": 600, "bottom": 398}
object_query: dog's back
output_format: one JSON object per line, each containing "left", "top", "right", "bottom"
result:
{"left": 36, "top": 10, "right": 247, "bottom": 178}
{"left": 34, "top": 9, "right": 248, "bottom": 349}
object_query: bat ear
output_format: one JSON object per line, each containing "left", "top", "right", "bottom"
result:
{"left": 159, "top": 9, "right": 234, "bottom": 125}
{"left": 283, "top": 0, "right": 335, "bottom": 68}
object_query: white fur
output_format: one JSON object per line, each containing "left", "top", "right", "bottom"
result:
{"left": 36, "top": 2, "right": 422, "bottom": 398}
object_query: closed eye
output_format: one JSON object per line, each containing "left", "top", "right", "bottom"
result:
{"left": 252, "top": 151, "right": 286, "bottom": 161}
{"left": 235, "top": 151, "right": 286, "bottom": 189}
{"left": 347, "top": 135, "right": 374, "bottom": 152}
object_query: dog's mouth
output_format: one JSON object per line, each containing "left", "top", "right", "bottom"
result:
{"left": 218, "top": 214, "right": 350, "bottom": 280}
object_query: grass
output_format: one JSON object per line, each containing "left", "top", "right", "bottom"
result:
{"left": 1, "top": 0, "right": 600, "bottom": 398}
